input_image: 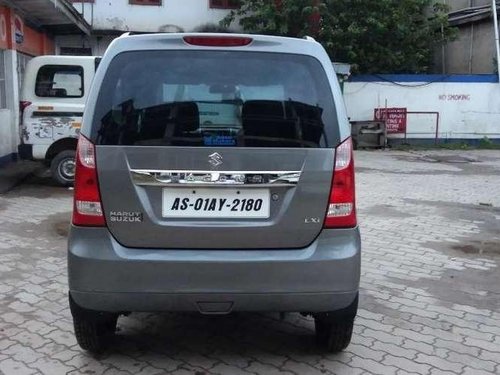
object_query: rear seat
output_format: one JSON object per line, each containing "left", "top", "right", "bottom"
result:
{"left": 139, "top": 101, "right": 201, "bottom": 145}
{"left": 241, "top": 100, "right": 301, "bottom": 147}
{"left": 285, "top": 101, "right": 325, "bottom": 146}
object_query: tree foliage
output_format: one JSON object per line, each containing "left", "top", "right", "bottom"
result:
{"left": 221, "top": 0, "right": 455, "bottom": 73}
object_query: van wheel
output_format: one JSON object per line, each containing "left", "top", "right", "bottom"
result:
{"left": 314, "top": 317, "right": 354, "bottom": 352}
{"left": 50, "top": 150, "right": 76, "bottom": 186}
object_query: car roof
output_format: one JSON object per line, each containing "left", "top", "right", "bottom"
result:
{"left": 28, "top": 55, "right": 99, "bottom": 63}
{"left": 118, "top": 32, "right": 317, "bottom": 45}
{"left": 103, "top": 33, "right": 326, "bottom": 60}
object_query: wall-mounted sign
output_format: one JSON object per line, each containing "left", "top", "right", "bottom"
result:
{"left": 14, "top": 14, "right": 24, "bottom": 44}
{"left": 374, "top": 107, "right": 407, "bottom": 134}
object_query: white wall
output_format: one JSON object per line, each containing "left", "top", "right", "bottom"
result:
{"left": 344, "top": 77, "right": 500, "bottom": 141}
{"left": 72, "top": 0, "right": 236, "bottom": 33}
{"left": 55, "top": 35, "right": 116, "bottom": 56}
{"left": 1, "top": 50, "right": 20, "bottom": 159}
{"left": 0, "top": 109, "right": 12, "bottom": 159}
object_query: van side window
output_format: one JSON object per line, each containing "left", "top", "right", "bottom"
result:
{"left": 35, "top": 65, "right": 84, "bottom": 98}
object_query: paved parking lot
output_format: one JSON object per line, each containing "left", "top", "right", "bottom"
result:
{"left": 1, "top": 149, "right": 499, "bottom": 375}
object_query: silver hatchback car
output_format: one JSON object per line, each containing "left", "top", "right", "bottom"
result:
{"left": 68, "top": 33, "right": 361, "bottom": 353}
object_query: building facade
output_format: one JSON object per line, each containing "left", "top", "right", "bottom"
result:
{"left": 436, "top": 0, "right": 499, "bottom": 74}
{"left": 0, "top": 0, "right": 90, "bottom": 165}
{"left": 0, "top": 6, "right": 52, "bottom": 164}
{"left": 57, "top": 0, "right": 239, "bottom": 56}
{"left": 63, "top": 0, "right": 500, "bottom": 74}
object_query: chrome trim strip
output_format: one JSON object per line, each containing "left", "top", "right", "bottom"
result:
{"left": 131, "top": 170, "right": 302, "bottom": 187}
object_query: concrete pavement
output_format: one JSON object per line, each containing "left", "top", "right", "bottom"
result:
{"left": 1, "top": 149, "right": 499, "bottom": 375}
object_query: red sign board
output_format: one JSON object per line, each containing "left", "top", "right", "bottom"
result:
{"left": 374, "top": 108, "right": 407, "bottom": 134}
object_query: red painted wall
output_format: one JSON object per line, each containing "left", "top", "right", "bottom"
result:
{"left": 0, "top": 6, "right": 11, "bottom": 50}
{"left": 0, "top": 5, "right": 55, "bottom": 56}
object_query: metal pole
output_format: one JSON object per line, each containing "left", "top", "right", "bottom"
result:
{"left": 469, "top": 0, "right": 473, "bottom": 74}
{"left": 442, "top": 0, "right": 446, "bottom": 74}
{"left": 492, "top": 0, "right": 500, "bottom": 82}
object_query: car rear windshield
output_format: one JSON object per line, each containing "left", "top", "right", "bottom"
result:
{"left": 91, "top": 50, "right": 339, "bottom": 148}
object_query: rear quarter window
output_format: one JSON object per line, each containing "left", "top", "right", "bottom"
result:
{"left": 35, "top": 65, "right": 84, "bottom": 98}
{"left": 92, "top": 51, "right": 339, "bottom": 148}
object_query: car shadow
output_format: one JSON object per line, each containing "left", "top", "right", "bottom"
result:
{"left": 101, "top": 312, "right": 323, "bottom": 359}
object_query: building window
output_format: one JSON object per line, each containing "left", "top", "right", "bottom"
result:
{"left": 60, "top": 47, "right": 92, "bottom": 56}
{"left": 35, "top": 65, "right": 84, "bottom": 98}
{"left": 209, "top": 0, "right": 240, "bottom": 9}
{"left": 129, "top": 0, "right": 162, "bottom": 5}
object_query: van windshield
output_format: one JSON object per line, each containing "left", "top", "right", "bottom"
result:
{"left": 91, "top": 51, "right": 339, "bottom": 148}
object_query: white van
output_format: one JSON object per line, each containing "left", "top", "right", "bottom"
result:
{"left": 18, "top": 55, "right": 100, "bottom": 185}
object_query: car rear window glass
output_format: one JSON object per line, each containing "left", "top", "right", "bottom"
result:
{"left": 92, "top": 51, "right": 339, "bottom": 148}
{"left": 35, "top": 65, "right": 84, "bottom": 98}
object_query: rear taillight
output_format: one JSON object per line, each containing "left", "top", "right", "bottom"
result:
{"left": 19, "top": 101, "right": 31, "bottom": 124}
{"left": 183, "top": 36, "right": 253, "bottom": 47}
{"left": 72, "top": 135, "right": 105, "bottom": 227}
{"left": 20, "top": 101, "right": 31, "bottom": 112}
{"left": 324, "top": 137, "right": 357, "bottom": 228}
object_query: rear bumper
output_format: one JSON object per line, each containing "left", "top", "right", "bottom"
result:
{"left": 71, "top": 291, "right": 358, "bottom": 315}
{"left": 68, "top": 226, "right": 361, "bottom": 313}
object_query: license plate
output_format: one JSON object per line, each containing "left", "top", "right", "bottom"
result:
{"left": 162, "top": 188, "right": 270, "bottom": 218}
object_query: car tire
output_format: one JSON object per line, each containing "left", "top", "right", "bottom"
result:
{"left": 314, "top": 317, "right": 354, "bottom": 353}
{"left": 313, "top": 294, "right": 358, "bottom": 352}
{"left": 73, "top": 314, "right": 117, "bottom": 353}
{"left": 50, "top": 150, "right": 76, "bottom": 186}
{"left": 70, "top": 295, "right": 118, "bottom": 353}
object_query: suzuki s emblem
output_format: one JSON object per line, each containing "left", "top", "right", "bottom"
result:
{"left": 208, "top": 152, "right": 223, "bottom": 167}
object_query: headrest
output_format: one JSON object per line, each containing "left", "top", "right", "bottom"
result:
{"left": 242, "top": 100, "right": 285, "bottom": 118}
{"left": 172, "top": 102, "right": 199, "bottom": 132}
